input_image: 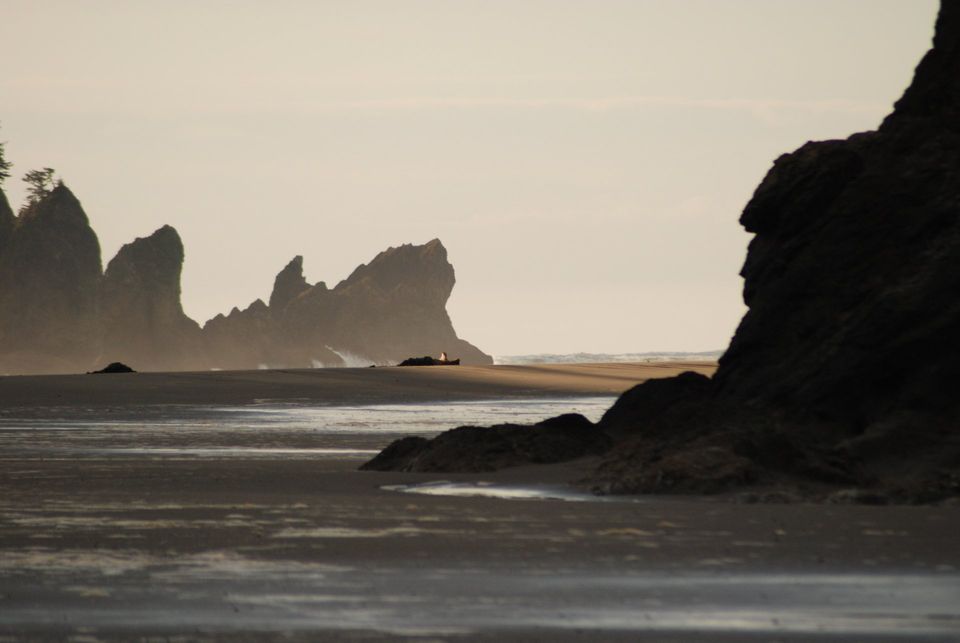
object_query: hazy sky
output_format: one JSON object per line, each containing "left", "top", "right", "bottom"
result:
{"left": 1, "top": 0, "right": 939, "bottom": 356}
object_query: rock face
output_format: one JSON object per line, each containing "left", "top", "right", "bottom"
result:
{"left": 361, "top": 414, "right": 609, "bottom": 473}
{"left": 280, "top": 240, "right": 491, "bottom": 366}
{"left": 204, "top": 240, "right": 492, "bottom": 369}
{"left": 100, "top": 226, "right": 207, "bottom": 371}
{"left": 0, "top": 185, "right": 103, "bottom": 374}
{"left": 0, "top": 185, "right": 491, "bottom": 373}
{"left": 364, "top": 2, "right": 960, "bottom": 502}
{"left": 268, "top": 255, "right": 310, "bottom": 312}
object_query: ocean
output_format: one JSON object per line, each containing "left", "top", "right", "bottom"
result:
{"left": 494, "top": 351, "right": 723, "bottom": 365}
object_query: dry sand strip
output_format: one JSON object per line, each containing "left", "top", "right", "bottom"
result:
{"left": 0, "top": 361, "right": 716, "bottom": 409}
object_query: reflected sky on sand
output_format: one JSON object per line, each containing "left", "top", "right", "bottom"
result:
{"left": 1, "top": 548, "right": 958, "bottom": 639}
{"left": 383, "top": 480, "right": 637, "bottom": 503}
{"left": 0, "top": 396, "right": 615, "bottom": 457}
{"left": 2, "top": 397, "right": 959, "bottom": 640}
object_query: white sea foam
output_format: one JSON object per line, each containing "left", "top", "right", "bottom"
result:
{"left": 322, "top": 346, "right": 383, "bottom": 368}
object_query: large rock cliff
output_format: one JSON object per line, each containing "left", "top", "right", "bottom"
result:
{"left": 204, "top": 240, "right": 492, "bottom": 368}
{"left": 365, "top": 1, "right": 960, "bottom": 502}
{"left": 0, "top": 183, "right": 491, "bottom": 373}
{"left": 284, "top": 240, "right": 491, "bottom": 366}
{"left": 0, "top": 185, "right": 102, "bottom": 374}
{"left": 100, "top": 225, "right": 207, "bottom": 371}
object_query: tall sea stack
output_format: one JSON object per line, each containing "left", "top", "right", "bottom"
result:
{"left": 0, "top": 185, "right": 102, "bottom": 374}
{"left": 100, "top": 225, "right": 207, "bottom": 371}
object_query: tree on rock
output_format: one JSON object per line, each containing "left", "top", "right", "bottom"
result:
{"left": 0, "top": 125, "right": 11, "bottom": 186}
{"left": 22, "top": 167, "right": 56, "bottom": 205}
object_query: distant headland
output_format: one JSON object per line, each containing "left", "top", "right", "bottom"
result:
{"left": 0, "top": 181, "right": 491, "bottom": 374}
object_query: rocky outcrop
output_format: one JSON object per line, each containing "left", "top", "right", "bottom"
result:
{"left": 203, "top": 299, "right": 281, "bottom": 370}
{"left": 397, "top": 356, "right": 460, "bottom": 366}
{"left": 88, "top": 362, "right": 135, "bottom": 374}
{"left": 203, "top": 240, "right": 492, "bottom": 369}
{"left": 100, "top": 225, "right": 207, "bottom": 371}
{"left": 364, "top": 1, "right": 960, "bottom": 502}
{"left": 361, "top": 414, "right": 609, "bottom": 472}
{"left": 0, "top": 185, "right": 102, "bottom": 374}
{"left": 280, "top": 240, "right": 491, "bottom": 366}
{"left": 268, "top": 255, "right": 310, "bottom": 313}
{"left": 0, "top": 180, "right": 490, "bottom": 373}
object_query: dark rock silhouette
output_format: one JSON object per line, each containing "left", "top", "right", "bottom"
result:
{"left": 268, "top": 255, "right": 310, "bottom": 313}
{"left": 203, "top": 299, "right": 288, "bottom": 370}
{"left": 100, "top": 225, "right": 207, "bottom": 371}
{"left": 361, "top": 414, "right": 609, "bottom": 472}
{"left": 279, "top": 240, "right": 491, "bottom": 366}
{"left": 0, "top": 185, "right": 102, "bottom": 374}
{"left": 202, "top": 240, "right": 491, "bottom": 369}
{"left": 398, "top": 356, "right": 460, "bottom": 366}
{"left": 364, "top": 1, "right": 960, "bottom": 502}
{"left": 88, "top": 361, "right": 135, "bottom": 374}
{"left": 0, "top": 185, "right": 490, "bottom": 373}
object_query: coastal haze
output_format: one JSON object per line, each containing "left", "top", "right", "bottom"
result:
{"left": 3, "top": 1, "right": 960, "bottom": 641}
{"left": 0, "top": 0, "right": 939, "bottom": 355}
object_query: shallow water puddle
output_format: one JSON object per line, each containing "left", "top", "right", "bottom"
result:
{"left": 382, "top": 480, "right": 637, "bottom": 502}
{"left": 0, "top": 550, "right": 957, "bottom": 639}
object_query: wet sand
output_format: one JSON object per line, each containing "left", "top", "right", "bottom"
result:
{"left": 1, "top": 363, "right": 959, "bottom": 640}
{"left": 1, "top": 454, "right": 959, "bottom": 640}
{"left": 0, "top": 361, "right": 716, "bottom": 408}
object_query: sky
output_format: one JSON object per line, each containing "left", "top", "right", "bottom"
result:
{"left": 0, "top": 0, "right": 939, "bottom": 356}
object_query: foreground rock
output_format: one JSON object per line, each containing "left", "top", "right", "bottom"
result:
{"left": 364, "top": 2, "right": 960, "bottom": 503}
{"left": 361, "top": 414, "right": 610, "bottom": 472}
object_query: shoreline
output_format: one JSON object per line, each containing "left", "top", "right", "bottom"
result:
{"left": 0, "top": 361, "right": 716, "bottom": 410}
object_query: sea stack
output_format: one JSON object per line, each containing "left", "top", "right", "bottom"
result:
{"left": 0, "top": 185, "right": 103, "bottom": 374}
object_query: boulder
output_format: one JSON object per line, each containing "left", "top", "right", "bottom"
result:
{"left": 88, "top": 361, "right": 135, "bottom": 374}
{"left": 362, "top": 413, "right": 610, "bottom": 472}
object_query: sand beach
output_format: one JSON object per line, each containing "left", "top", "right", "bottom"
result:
{"left": 0, "top": 361, "right": 717, "bottom": 408}
{"left": 1, "top": 362, "right": 959, "bottom": 640}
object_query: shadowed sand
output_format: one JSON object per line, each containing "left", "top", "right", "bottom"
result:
{"left": 0, "top": 361, "right": 716, "bottom": 408}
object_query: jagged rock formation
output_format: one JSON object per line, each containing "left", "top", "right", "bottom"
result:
{"left": 0, "top": 185, "right": 103, "bottom": 374}
{"left": 268, "top": 255, "right": 310, "bottom": 312}
{"left": 365, "top": 2, "right": 960, "bottom": 502}
{"left": 100, "top": 226, "right": 207, "bottom": 371}
{"left": 285, "top": 240, "right": 490, "bottom": 365}
{"left": 0, "top": 183, "right": 490, "bottom": 373}
{"left": 204, "top": 240, "right": 491, "bottom": 368}
{"left": 203, "top": 299, "right": 286, "bottom": 370}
